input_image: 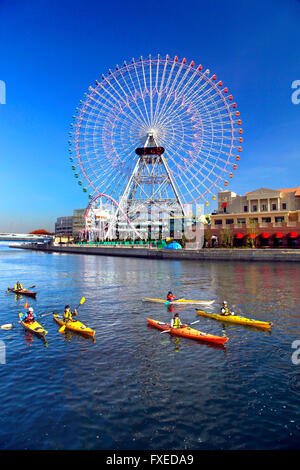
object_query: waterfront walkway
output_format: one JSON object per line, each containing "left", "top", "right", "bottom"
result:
{"left": 15, "top": 243, "right": 300, "bottom": 262}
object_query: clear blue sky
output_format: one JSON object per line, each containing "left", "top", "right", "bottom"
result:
{"left": 0, "top": 0, "right": 299, "bottom": 232}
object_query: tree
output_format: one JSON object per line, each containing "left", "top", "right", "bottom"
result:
{"left": 246, "top": 218, "right": 258, "bottom": 248}
{"left": 219, "top": 228, "right": 233, "bottom": 248}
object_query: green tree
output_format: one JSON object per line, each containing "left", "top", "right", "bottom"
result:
{"left": 219, "top": 228, "right": 233, "bottom": 248}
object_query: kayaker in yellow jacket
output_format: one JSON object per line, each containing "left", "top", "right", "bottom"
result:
{"left": 14, "top": 281, "right": 24, "bottom": 291}
{"left": 220, "top": 301, "right": 234, "bottom": 316}
{"left": 170, "top": 313, "right": 182, "bottom": 328}
{"left": 63, "top": 305, "right": 77, "bottom": 322}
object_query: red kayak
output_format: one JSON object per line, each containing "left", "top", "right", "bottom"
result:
{"left": 7, "top": 287, "right": 37, "bottom": 298}
{"left": 147, "top": 318, "right": 228, "bottom": 345}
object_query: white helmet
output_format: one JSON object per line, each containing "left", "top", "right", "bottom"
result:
{"left": 223, "top": 301, "right": 228, "bottom": 305}
{"left": 28, "top": 307, "right": 34, "bottom": 312}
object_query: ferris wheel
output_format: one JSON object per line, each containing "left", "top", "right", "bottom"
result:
{"left": 69, "top": 54, "right": 243, "bottom": 223}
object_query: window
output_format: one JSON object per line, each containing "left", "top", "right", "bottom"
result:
{"left": 262, "top": 204, "right": 267, "bottom": 211}
{"left": 262, "top": 217, "right": 271, "bottom": 223}
{"left": 253, "top": 205, "right": 257, "bottom": 212}
{"left": 215, "top": 220, "right": 223, "bottom": 225}
{"left": 275, "top": 216, "right": 284, "bottom": 223}
{"left": 272, "top": 204, "right": 277, "bottom": 210}
{"left": 226, "top": 219, "right": 234, "bottom": 225}
{"left": 244, "top": 206, "right": 248, "bottom": 212}
{"left": 282, "top": 203, "right": 286, "bottom": 210}
{"left": 237, "top": 219, "right": 246, "bottom": 224}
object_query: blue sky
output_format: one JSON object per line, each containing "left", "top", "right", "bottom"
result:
{"left": 0, "top": 0, "right": 299, "bottom": 232}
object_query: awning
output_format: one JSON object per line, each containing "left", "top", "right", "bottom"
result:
{"left": 274, "top": 232, "right": 283, "bottom": 238}
{"left": 247, "top": 233, "right": 257, "bottom": 239}
{"left": 287, "top": 232, "right": 298, "bottom": 238}
{"left": 261, "top": 232, "right": 270, "bottom": 239}
{"left": 234, "top": 233, "right": 244, "bottom": 239}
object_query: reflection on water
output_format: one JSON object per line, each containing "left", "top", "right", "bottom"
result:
{"left": 0, "top": 245, "right": 300, "bottom": 449}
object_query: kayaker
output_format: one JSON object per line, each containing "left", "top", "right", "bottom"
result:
{"left": 170, "top": 312, "right": 182, "bottom": 328}
{"left": 20, "top": 307, "right": 37, "bottom": 324}
{"left": 220, "top": 301, "right": 234, "bottom": 316}
{"left": 63, "top": 305, "right": 78, "bottom": 322}
{"left": 14, "top": 281, "right": 24, "bottom": 291}
{"left": 167, "top": 291, "right": 176, "bottom": 302}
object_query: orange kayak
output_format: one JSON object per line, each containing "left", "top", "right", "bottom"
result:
{"left": 147, "top": 318, "right": 228, "bottom": 345}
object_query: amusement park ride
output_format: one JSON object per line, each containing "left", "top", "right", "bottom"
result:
{"left": 68, "top": 54, "right": 243, "bottom": 241}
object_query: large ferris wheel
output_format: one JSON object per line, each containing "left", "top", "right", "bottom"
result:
{"left": 69, "top": 54, "right": 243, "bottom": 238}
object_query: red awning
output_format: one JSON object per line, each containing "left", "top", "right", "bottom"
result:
{"left": 248, "top": 233, "right": 257, "bottom": 239}
{"left": 261, "top": 232, "right": 270, "bottom": 239}
{"left": 235, "top": 233, "right": 244, "bottom": 239}
{"left": 274, "top": 232, "right": 283, "bottom": 238}
{"left": 287, "top": 232, "right": 298, "bottom": 238}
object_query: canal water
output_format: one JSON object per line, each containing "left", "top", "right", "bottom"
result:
{"left": 0, "top": 244, "right": 299, "bottom": 450}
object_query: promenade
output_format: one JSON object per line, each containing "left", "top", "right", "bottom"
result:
{"left": 16, "top": 243, "right": 300, "bottom": 262}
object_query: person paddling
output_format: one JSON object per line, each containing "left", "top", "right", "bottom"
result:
{"left": 63, "top": 305, "right": 78, "bottom": 322}
{"left": 20, "top": 307, "right": 37, "bottom": 324}
{"left": 170, "top": 312, "right": 182, "bottom": 328}
{"left": 220, "top": 301, "right": 234, "bottom": 316}
{"left": 167, "top": 291, "right": 176, "bottom": 302}
{"left": 14, "top": 281, "right": 24, "bottom": 291}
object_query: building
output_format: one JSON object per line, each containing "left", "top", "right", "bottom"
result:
{"left": 55, "top": 216, "right": 73, "bottom": 236}
{"left": 210, "top": 187, "right": 300, "bottom": 247}
{"left": 73, "top": 209, "right": 85, "bottom": 237}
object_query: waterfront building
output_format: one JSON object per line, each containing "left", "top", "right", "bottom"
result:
{"left": 210, "top": 187, "right": 300, "bottom": 247}
{"left": 73, "top": 209, "right": 85, "bottom": 237}
{"left": 55, "top": 216, "right": 73, "bottom": 236}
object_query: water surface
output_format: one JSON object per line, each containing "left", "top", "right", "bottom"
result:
{"left": 0, "top": 244, "right": 299, "bottom": 449}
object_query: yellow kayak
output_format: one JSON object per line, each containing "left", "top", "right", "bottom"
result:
{"left": 53, "top": 314, "right": 95, "bottom": 338}
{"left": 196, "top": 310, "right": 272, "bottom": 330}
{"left": 18, "top": 313, "right": 48, "bottom": 339}
{"left": 142, "top": 297, "right": 215, "bottom": 306}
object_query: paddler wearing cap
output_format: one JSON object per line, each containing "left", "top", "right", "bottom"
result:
{"left": 20, "top": 307, "right": 37, "bottom": 324}
{"left": 220, "top": 301, "right": 234, "bottom": 316}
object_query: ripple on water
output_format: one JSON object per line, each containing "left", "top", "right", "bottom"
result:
{"left": 1, "top": 249, "right": 300, "bottom": 449}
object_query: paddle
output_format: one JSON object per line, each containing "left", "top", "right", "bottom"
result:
{"left": 164, "top": 297, "right": 185, "bottom": 305}
{"left": 59, "top": 297, "right": 86, "bottom": 333}
{"left": 1, "top": 323, "right": 14, "bottom": 330}
{"left": 160, "top": 319, "right": 200, "bottom": 334}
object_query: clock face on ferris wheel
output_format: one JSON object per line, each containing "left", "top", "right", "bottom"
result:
{"left": 69, "top": 54, "right": 243, "bottom": 206}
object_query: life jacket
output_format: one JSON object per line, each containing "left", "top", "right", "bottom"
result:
{"left": 15, "top": 283, "right": 23, "bottom": 291}
{"left": 167, "top": 294, "right": 175, "bottom": 301}
{"left": 173, "top": 316, "right": 181, "bottom": 328}
{"left": 64, "top": 309, "right": 72, "bottom": 321}
{"left": 221, "top": 306, "right": 230, "bottom": 315}
{"left": 25, "top": 311, "right": 34, "bottom": 323}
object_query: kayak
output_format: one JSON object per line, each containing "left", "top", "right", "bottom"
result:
{"left": 53, "top": 314, "right": 95, "bottom": 338}
{"left": 147, "top": 318, "right": 228, "bottom": 345}
{"left": 8, "top": 287, "right": 37, "bottom": 298}
{"left": 18, "top": 313, "right": 47, "bottom": 339}
{"left": 196, "top": 310, "right": 272, "bottom": 330}
{"left": 142, "top": 297, "right": 215, "bottom": 306}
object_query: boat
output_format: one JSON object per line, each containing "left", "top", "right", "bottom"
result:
{"left": 142, "top": 297, "right": 215, "bottom": 306}
{"left": 18, "top": 313, "right": 47, "bottom": 339}
{"left": 196, "top": 310, "right": 272, "bottom": 330}
{"left": 53, "top": 314, "right": 95, "bottom": 338}
{"left": 147, "top": 318, "right": 228, "bottom": 345}
{"left": 7, "top": 287, "right": 37, "bottom": 298}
